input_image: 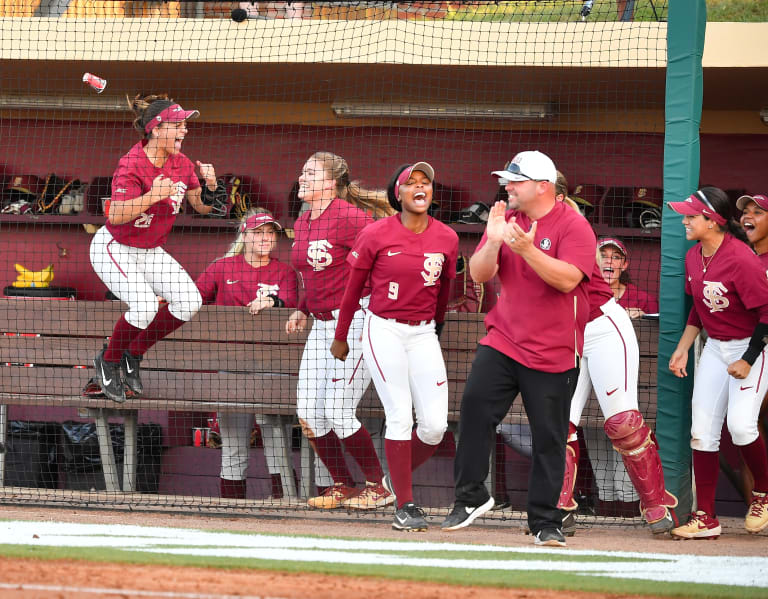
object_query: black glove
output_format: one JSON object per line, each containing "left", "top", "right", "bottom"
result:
{"left": 435, "top": 321, "right": 445, "bottom": 340}
{"left": 201, "top": 179, "right": 229, "bottom": 217}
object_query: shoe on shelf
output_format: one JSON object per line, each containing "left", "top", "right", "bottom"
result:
{"left": 745, "top": 491, "right": 768, "bottom": 534}
{"left": 342, "top": 481, "right": 394, "bottom": 510}
{"left": 441, "top": 496, "right": 495, "bottom": 531}
{"left": 307, "top": 482, "right": 357, "bottom": 509}
{"left": 392, "top": 502, "right": 428, "bottom": 532}
{"left": 561, "top": 510, "right": 576, "bottom": 537}
{"left": 121, "top": 351, "right": 143, "bottom": 396}
{"left": 534, "top": 528, "right": 567, "bottom": 547}
{"left": 93, "top": 349, "right": 125, "bottom": 403}
{"left": 671, "top": 511, "right": 721, "bottom": 540}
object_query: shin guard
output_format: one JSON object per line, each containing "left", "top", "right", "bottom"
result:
{"left": 604, "top": 410, "right": 677, "bottom": 525}
{"left": 557, "top": 422, "right": 579, "bottom": 511}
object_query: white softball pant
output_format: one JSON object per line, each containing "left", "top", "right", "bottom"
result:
{"left": 362, "top": 312, "right": 448, "bottom": 445}
{"left": 219, "top": 411, "right": 332, "bottom": 483}
{"left": 570, "top": 299, "right": 640, "bottom": 424}
{"left": 691, "top": 337, "right": 768, "bottom": 451}
{"left": 89, "top": 226, "right": 201, "bottom": 328}
{"left": 569, "top": 299, "right": 639, "bottom": 502}
{"left": 296, "top": 305, "right": 371, "bottom": 440}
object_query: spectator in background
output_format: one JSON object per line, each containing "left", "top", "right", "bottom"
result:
{"left": 598, "top": 237, "right": 659, "bottom": 318}
{"left": 196, "top": 210, "right": 298, "bottom": 500}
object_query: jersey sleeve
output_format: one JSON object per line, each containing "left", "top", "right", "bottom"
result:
{"left": 347, "top": 224, "right": 379, "bottom": 271}
{"left": 555, "top": 215, "right": 596, "bottom": 279}
{"left": 278, "top": 263, "right": 299, "bottom": 309}
{"left": 731, "top": 252, "right": 768, "bottom": 314}
{"left": 196, "top": 261, "right": 220, "bottom": 304}
{"left": 111, "top": 166, "right": 144, "bottom": 202}
{"left": 444, "top": 229, "right": 459, "bottom": 280}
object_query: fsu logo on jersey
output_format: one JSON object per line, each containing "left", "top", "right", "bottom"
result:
{"left": 256, "top": 283, "right": 279, "bottom": 299}
{"left": 702, "top": 280, "right": 729, "bottom": 313}
{"left": 421, "top": 253, "right": 445, "bottom": 286}
{"left": 169, "top": 181, "right": 187, "bottom": 214}
{"left": 307, "top": 240, "right": 333, "bottom": 271}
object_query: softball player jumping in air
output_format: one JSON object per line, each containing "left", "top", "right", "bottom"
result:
{"left": 331, "top": 162, "right": 458, "bottom": 531}
{"left": 90, "top": 93, "right": 227, "bottom": 403}
{"left": 668, "top": 187, "right": 768, "bottom": 538}
{"left": 285, "top": 152, "right": 393, "bottom": 510}
{"left": 555, "top": 174, "right": 677, "bottom": 536}
{"left": 196, "top": 211, "right": 299, "bottom": 500}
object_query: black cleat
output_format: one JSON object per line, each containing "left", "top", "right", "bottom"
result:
{"left": 121, "top": 351, "right": 143, "bottom": 396}
{"left": 534, "top": 528, "right": 567, "bottom": 547}
{"left": 93, "top": 349, "right": 125, "bottom": 403}
{"left": 392, "top": 502, "right": 428, "bottom": 532}
{"left": 441, "top": 497, "right": 494, "bottom": 531}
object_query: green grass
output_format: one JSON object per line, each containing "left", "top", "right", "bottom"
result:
{"left": 0, "top": 542, "right": 762, "bottom": 599}
{"left": 442, "top": 1, "right": 768, "bottom": 23}
{"left": 707, "top": 0, "right": 768, "bottom": 20}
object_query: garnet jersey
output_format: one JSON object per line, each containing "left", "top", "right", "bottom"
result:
{"left": 477, "top": 201, "right": 596, "bottom": 373}
{"left": 347, "top": 215, "right": 458, "bottom": 321}
{"left": 586, "top": 262, "right": 615, "bottom": 322}
{"left": 618, "top": 283, "right": 659, "bottom": 314}
{"left": 106, "top": 140, "right": 200, "bottom": 249}
{"left": 291, "top": 198, "right": 372, "bottom": 315}
{"left": 685, "top": 233, "right": 768, "bottom": 340}
{"left": 196, "top": 254, "right": 298, "bottom": 308}
{"left": 759, "top": 252, "right": 768, "bottom": 271}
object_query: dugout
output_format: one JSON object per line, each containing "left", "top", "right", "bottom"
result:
{"left": 0, "top": 6, "right": 766, "bottom": 516}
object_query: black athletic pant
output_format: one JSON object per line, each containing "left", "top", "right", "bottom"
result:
{"left": 454, "top": 344, "right": 576, "bottom": 534}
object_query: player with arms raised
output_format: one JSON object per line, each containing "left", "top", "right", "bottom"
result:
{"left": 89, "top": 93, "right": 227, "bottom": 402}
{"left": 332, "top": 162, "right": 458, "bottom": 530}
{"left": 668, "top": 187, "right": 768, "bottom": 538}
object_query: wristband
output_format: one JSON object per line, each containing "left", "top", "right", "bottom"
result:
{"left": 740, "top": 321, "right": 768, "bottom": 366}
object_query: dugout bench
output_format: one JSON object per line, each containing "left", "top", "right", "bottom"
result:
{"left": 0, "top": 297, "right": 658, "bottom": 502}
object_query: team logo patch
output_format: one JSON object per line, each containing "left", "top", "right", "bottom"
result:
{"left": 539, "top": 238, "right": 552, "bottom": 250}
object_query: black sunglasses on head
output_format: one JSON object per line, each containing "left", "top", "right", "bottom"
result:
{"left": 498, "top": 161, "right": 547, "bottom": 184}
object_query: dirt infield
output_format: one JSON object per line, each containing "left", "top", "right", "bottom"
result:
{"left": 0, "top": 505, "right": 764, "bottom": 598}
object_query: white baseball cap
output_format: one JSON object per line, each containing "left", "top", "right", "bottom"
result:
{"left": 492, "top": 151, "right": 557, "bottom": 184}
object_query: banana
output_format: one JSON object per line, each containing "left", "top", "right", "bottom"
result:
{"left": 13, "top": 263, "right": 54, "bottom": 288}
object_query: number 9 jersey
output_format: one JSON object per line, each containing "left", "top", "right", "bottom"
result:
{"left": 348, "top": 215, "right": 458, "bottom": 321}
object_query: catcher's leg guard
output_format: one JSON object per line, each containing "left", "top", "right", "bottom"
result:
{"left": 557, "top": 422, "right": 580, "bottom": 511}
{"left": 604, "top": 410, "right": 678, "bottom": 533}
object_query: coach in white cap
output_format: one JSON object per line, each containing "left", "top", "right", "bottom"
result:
{"left": 441, "top": 151, "right": 596, "bottom": 547}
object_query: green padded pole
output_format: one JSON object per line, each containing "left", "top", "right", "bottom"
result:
{"left": 657, "top": 0, "right": 706, "bottom": 517}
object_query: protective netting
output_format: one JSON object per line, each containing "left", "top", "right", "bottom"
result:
{"left": 1, "top": 1, "right": 669, "bottom": 527}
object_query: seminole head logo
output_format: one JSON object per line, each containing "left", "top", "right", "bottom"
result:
{"left": 702, "top": 280, "right": 729, "bottom": 313}
{"left": 421, "top": 253, "right": 445, "bottom": 286}
{"left": 307, "top": 240, "right": 333, "bottom": 271}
